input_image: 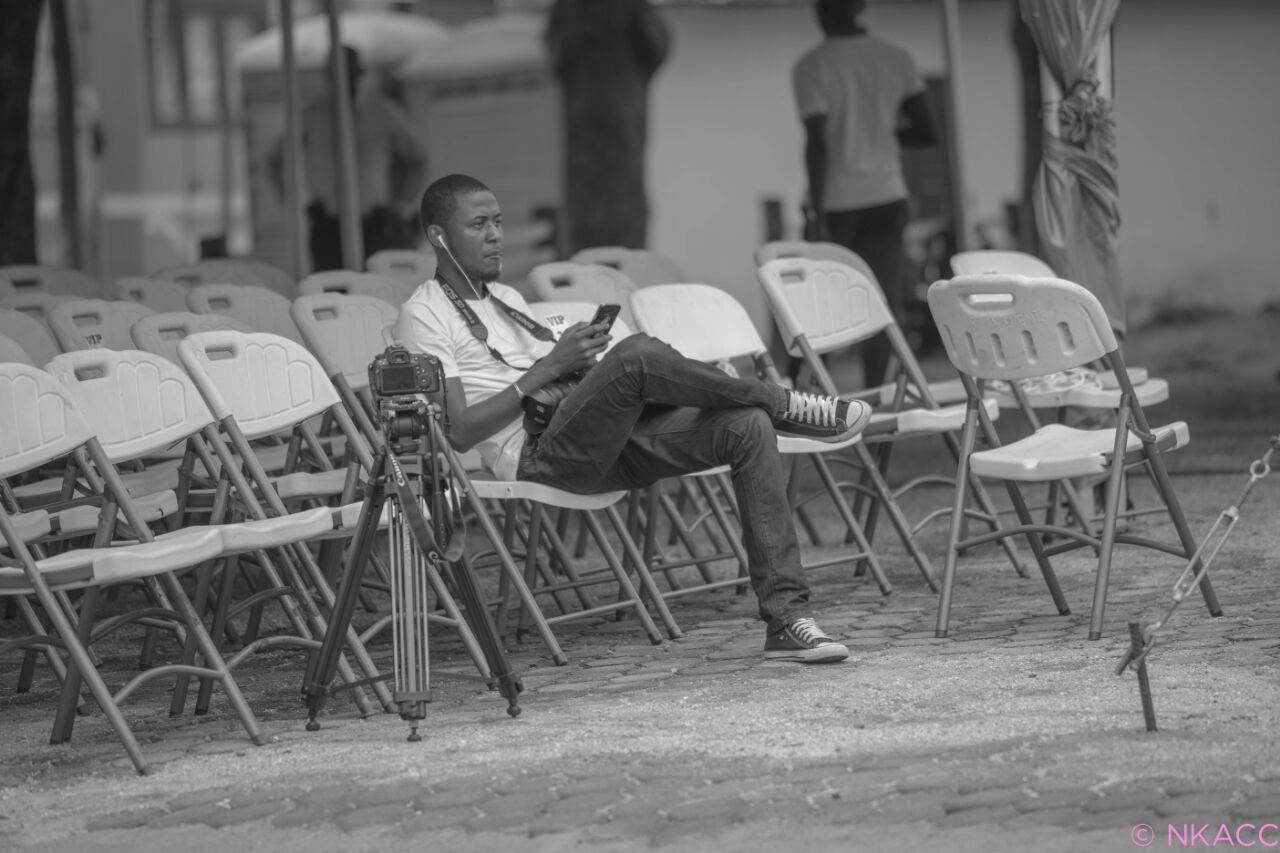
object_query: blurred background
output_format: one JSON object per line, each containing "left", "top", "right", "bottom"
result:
{"left": 6, "top": 0, "right": 1279, "bottom": 339}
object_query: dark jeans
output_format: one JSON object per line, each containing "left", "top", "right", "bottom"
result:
{"left": 826, "top": 199, "right": 910, "bottom": 387}
{"left": 517, "top": 334, "right": 811, "bottom": 632}
{"left": 307, "top": 202, "right": 410, "bottom": 272}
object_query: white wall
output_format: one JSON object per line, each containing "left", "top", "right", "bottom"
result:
{"left": 1113, "top": 0, "right": 1280, "bottom": 321}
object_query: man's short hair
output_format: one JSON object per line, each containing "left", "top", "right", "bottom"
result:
{"left": 419, "top": 173, "right": 492, "bottom": 234}
{"left": 816, "top": 0, "right": 865, "bottom": 31}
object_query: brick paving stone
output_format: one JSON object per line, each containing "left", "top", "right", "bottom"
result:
{"left": 663, "top": 795, "right": 747, "bottom": 824}
{"left": 1153, "top": 791, "right": 1237, "bottom": 818}
{"left": 648, "top": 814, "right": 741, "bottom": 846}
{"left": 347, "top": 785, "right": 420, "bottom": 809}
{"left": 894, "top": 772, "right": 959, "bottom": 795}
{"left": 933, "top": 803, "right": 1019, "bottom": 829}
{"left": 203, "top": 799, "right": 294, "bottom": 829}
{"left": 397, "top": 804, "right": 479, "bottom": 835}
{"left": 269, "top": 802, "right": 332, "bottom": 829}
{"left": 941, "top": 788, "right": 1026, "bottom": 813}
{"left": 955, "top": 771, "right": 1032, "bottom": 794}
{"left": 1015, "top": 788, "right": 1095, "bottom": 812}
{"left": 1071, "top": 807, "right": 1159, "bottom": 831}
{"left": 542, "top": 789, "right": 623, "bottom": 817}
{"left": 606, "top": 792, "right": 684, "bottom": 820}
{"left": 165, "top": 787, "right": 243, "bottom": 810}
{"left": 84, "top": 807, "right": 170, "bottom": 832}
{"left": 866, "top": 793, "right": 948, "bottom": 823}
{"left": 1231, "top": 794, "right": 1280, "bottom": 820}
{"left": 1082, "top": 789, "right": 1166, "bottom": 813}
{"left": 1002, "top": 805, "right": 1090, "bottom": 829}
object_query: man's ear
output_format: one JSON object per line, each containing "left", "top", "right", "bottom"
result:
{"left": 425, "top": 225, "right": 445, "bottom": 249}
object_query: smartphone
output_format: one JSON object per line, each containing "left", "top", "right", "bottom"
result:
{"left": 590, "top": 303, "right": 621, "bottom": 332}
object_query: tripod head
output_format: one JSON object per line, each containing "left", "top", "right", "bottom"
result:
{"left": 369, "top": 344, "right": 447, "bottom": 454}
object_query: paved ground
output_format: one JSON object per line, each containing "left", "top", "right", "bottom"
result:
{"left": 3, "top": 311, "right": 1279, "bottom": 852}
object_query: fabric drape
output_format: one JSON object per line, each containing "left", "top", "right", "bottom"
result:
{"left": 1019, "top": 0, "right": 1125, "bottom": 333}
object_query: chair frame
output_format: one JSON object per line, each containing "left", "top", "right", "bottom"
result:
{"left": 927, "top": 273, "right": 1223, "bottom": 639}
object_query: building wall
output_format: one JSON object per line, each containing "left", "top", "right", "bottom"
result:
{"left": 646, "top": 0, "right": 1280, "bottom": 332}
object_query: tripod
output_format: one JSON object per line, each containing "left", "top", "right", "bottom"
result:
{"left": 301, "top": 399, "right": 522, "bottom": 739}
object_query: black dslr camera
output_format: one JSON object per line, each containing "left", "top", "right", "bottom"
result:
{"left": 368, "top": 345, "right": 445, "bottom": 446}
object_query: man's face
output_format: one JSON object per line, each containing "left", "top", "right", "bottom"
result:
{"left": 441, "top": 190, "right": 503, "bottom": 283}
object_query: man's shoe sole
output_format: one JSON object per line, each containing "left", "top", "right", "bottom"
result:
{"left": 763, "top": 644, "right": 851, "bottom": 663}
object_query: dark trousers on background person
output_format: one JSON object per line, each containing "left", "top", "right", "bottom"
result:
{"left": 307, "top": 201, "right": 410, "bottom": 272}
{"left": 825, "top": 198, "right": 910, "bottom": 388}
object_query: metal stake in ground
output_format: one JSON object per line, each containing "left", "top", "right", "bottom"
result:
{"left": 1115, "top": 434, "right": 1278, "bottom": 729}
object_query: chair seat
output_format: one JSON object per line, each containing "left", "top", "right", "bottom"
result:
{"left": 2, "top": 510, "right": 51, "bottom": 546}
{"left": 271, "top": 468, "right": 353, "bottom": 501}
{"left": 1, "top": 528, "right": 225, "bottom": 593}
{"left": 776, "top": 430, "right": 863, "bottom": 454}
{"left": 864, "top": 398, "right": 999, "bottom": 438}
{"left": 199, "top": 507, "right": 337, "bottom": 552}
{"left": 333, "top": 500, "right": 392, "bottom": 531}
{"left": 971, "top": 421, "right": 1190, "bottom": 482}
{"left": 470, "top": 476, "right": 627, "bottom": 510}
{"left": 868, "top": 376, "right": 969, "bottom": 407}
{"left": 987, "top": 368, "right": 1163, "bottom": 409}
{"left": 50, "top": 489, "right": 180, "bottom": 537}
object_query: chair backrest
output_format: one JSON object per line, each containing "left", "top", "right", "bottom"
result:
{"left": 0, "top": 307, "right": 61, "bottom": 367}
{"left": 130, "top": 310, "right": 255, "bottom": 367}
{"left": 177, "top": 329, "right": 344, "bottom": 439}
{"left": 47, "top": 298, "right": 155, "bottom": 352}
{"left": 0, "top": 291, "right": 78, "bottom": 328}
{"left": 152, "top": 258, "right": 295, "bottom": 298}
{"left": 948, "top": 250, "right": 1057, "bottom": 278}
{"left": 630, "top": 284, "right": 764, "bottom": 363}
{"left": 0, "top": 264, "right": 100, "bottom": 297}
{"left": 291, "top": 292, "right": 399, "bottom": 391}
{"left": 569, "top": 247, "right": 685, "bottom": 287}
{"left": 366, "top": 248, "right": 436, "bottom": 281}
{"left": 0, "top": 363, "right": 95, "bottom": 479}
{"left": 297, "top": 270, "right": 418, "bottom": 306}
{"left": 528, "top": 301, "right": 635, "bottom": 348}
{"left": 113, "top": 276, "right": 192, "bottom": 314}
{"left": 46, "top": 348, "right": 215, "bottom": 463}
{"left": 927, "top": 273, "right": 1118, "bottom": 383}
{"left": 754, "top": 240, "right": 877, "bottom": 285}
{"left": 186, "top": 282, "right": 303, "bottom": 343}
{"left": 756, "top": 257, "right": 896, "bottom": 357}
{"left": 0, "top": 331, "right": 34, "bottom": 366}
{"left": 527, "top": 262, "right": 641, "bottom": 328}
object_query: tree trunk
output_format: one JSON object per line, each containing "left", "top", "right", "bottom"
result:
{"left": 546, "top": 0, "right": 669, "bottom": 254}
{"left": 0, "top": 0, "right": 45, "bottom": 266}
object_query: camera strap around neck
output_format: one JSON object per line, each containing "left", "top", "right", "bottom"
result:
{"left": 435, "top": 275, "right": 555, "bottom": 368}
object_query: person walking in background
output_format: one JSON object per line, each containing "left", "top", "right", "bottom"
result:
{"left": 793, "top": 0, "right": 937, "bottom": 387}
{"left": 273, "top": 45, "right": 428, "bottom": 272}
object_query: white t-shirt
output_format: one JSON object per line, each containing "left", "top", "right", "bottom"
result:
{"left": 394, "top": 280, "right": 553, "bottom": 479}
{"left": 792, "top": 34, "right": 925, "bottom": 210}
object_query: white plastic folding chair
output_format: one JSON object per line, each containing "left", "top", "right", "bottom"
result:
{"left": 153, "top": 258, "right": 295, "bottom": 298}
{"left": 569, "top": 246, "right": 685, "bottom": 287}
{"left": 755, "top": 256, "right": 1028, "bottom": 588}
{"left": 46, "top": 298, "right": 155, "bottom": 352}
{"left": 0, "top": 307, "right": 60, "bottom": 367}
{"left": 0, "top": 363, "right": 264, "bottom": 774}
{"left": 130, "top": 310, "right": 256, "bottom": 367}
{"left": 927, "top": 273, "right": 1223, "bottom": 639}
{"left": 297, "top": 270, "right": 419, "bottom": 306}
{"left": 949, "top": 249, "right": 1170, "bottom": 524}
{"left": 0, "top": 331, "right": 33, "bottom": 365}
{"left": 113, "top": 276, "right": 192, "bottom": 313}
{"left": 526, "top": 261, "right": 640, "bottom": 330}
{"left": 630, "top": 282, "right": 894, "bottom": 594}
{"left": 187, "top": 282, "right": 304, "bottom": 343}
{"left": 0, "top": 264, "right": 100, "bottom": 297}
{"left": 366, "top": 248, "right": 436, "bottom": 281}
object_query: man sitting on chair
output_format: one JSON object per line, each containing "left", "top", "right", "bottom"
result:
{"left": 394, "top": 173, "right": 873, "bottom": 663}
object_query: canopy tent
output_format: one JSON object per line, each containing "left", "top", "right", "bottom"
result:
{"left": 1019, "top": 0, "right": 1124, "bottom": 333}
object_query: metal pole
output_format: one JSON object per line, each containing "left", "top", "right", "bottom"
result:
{"left": 49, "top": 0, "right": 83, "bottom": 272}
{"left": 938, "top": 0, "right": 970, "bottom": 252}
{"left": 279, "top": 0, "right": 308, "bottom": 279}
{"left": 322, "top": 0, "right": 364, "bottom": 270}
